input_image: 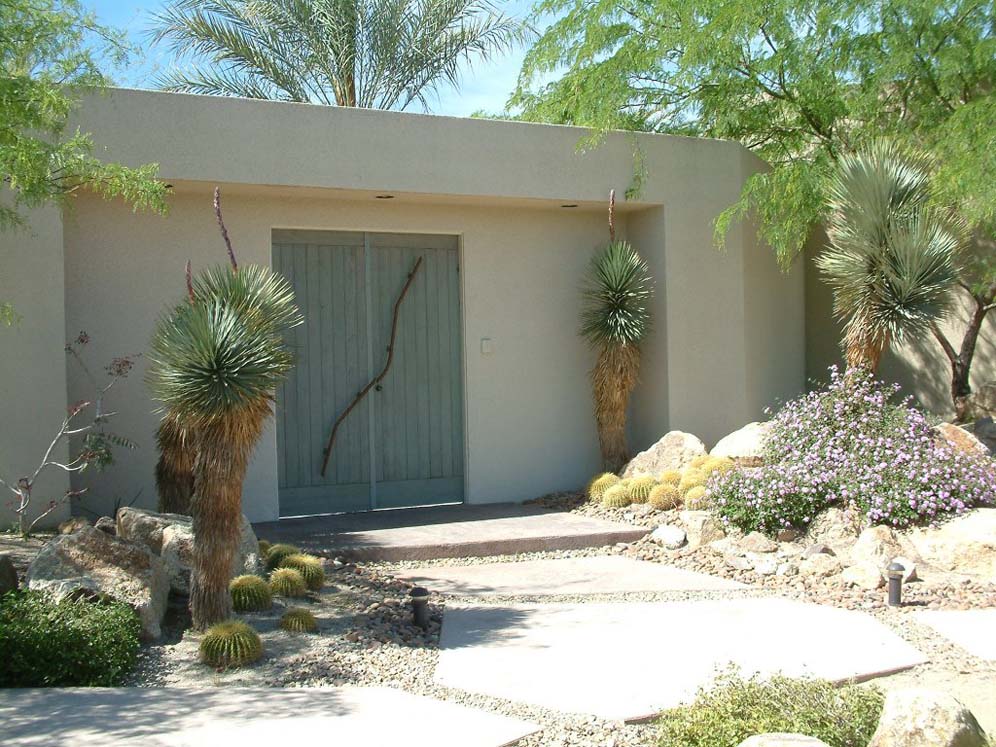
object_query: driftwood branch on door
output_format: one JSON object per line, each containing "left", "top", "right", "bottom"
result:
{"left": 320, "top": 255, "right": 424, "bottom": 477}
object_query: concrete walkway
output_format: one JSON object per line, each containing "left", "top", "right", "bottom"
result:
{"left": 254, "top": 503, "right": 649, "bottom": 561}
{"left": 0, "top": 687, "right": 540, "bottom": 747}
{"left": 435, "top": 598, "right": 927, "bottom": 721}
{"left": 916, "top": 609, "right": 996, "bottom": 661}
{"left": 395, "top": 555, "right": 745, "bottom": 595}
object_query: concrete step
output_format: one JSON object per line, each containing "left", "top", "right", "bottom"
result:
{"left": 254, "top": 503, "right": 649, "bottom": 562}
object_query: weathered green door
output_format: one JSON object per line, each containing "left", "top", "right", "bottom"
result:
{"left": 273, "top": 230, "right": 463, "bottom": 517}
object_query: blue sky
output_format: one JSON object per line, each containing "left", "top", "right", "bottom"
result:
{"left": 81, "top": 0, "right": 537, "bottom": 117}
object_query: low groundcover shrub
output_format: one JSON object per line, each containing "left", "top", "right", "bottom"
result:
{"left": 0, "top": 590, "right": 141, "bottom": 686}
{"left": 711, "top": 367, "right": 996, "bottom": 535}
{"left": 658, "top": 670, "right": 883, "bottom": 747}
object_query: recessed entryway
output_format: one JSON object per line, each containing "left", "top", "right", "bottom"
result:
{"left": 273, "top": 230, "right": 464, "bottom": 517}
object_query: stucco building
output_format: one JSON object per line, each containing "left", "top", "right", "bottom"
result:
{"left": 3, "top": 87, "right": 812, "bottom": 525}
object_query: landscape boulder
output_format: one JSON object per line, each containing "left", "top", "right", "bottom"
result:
{"left": 934, "top": 422, "right": 990, "bottom": 458}
{"left": 650, "top": 524, "right": 687, "bottom": 550}
{"left": 741, "top": 531, "right": 778, "bottom": 553}
{"left": 805, "top": 507, "right": 862, "bottom": 549}
{"left": 907, "top": 509, "right": 996, "bottom": 582}
{"left": 94, "top": 516, "right": 116, "bottom": 535}
{"left": 867, "top": 689, "right": 988, "bottom": 747}
{"left": 738, "top": 735, "right": 830, "bottom": 747}
{"left": 0, "top": 553, "right": 18, "bottom": 595}
{"left": 58, "top": 516, "right": 91, "bottom": 535}
{"left": 842, "top": 561, "right": 885, "bottom": 590}
{"left": 622, "top": 431, "right": 706, "bottom": 478}
{"left": 799, "top": 553, "right": 842, "bottom": 578}
{"left": 711, "top": 421, "right": 772, "bottom": 463}
{"left": 25, "top": 526, "right": 169, "bottom": 640}
{"left": 968, "top": 416, "right": 996, "bottom": 455}
{"left": 851, "top": 526, "right": 904, "bottom": 570}
{"left": 679, "top": 510, "right": 725, "bottom": 548}
{"left": 117, "top": 506, "right": 262, "bottom": 594}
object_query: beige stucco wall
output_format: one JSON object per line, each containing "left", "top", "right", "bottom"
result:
{"left": 0, "top": 204, "right": 71, "bottom": 529}
{"left": 0, "top": 88, "right": 807, "bottom": 523}
{"left": 805, "top": 242, "right": 996, "bottom": 415}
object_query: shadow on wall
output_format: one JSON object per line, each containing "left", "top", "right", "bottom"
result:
{"left": 805, "top": 236, "right": 996, "bottom": 418}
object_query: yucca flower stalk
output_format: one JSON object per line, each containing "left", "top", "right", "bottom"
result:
{"left": 580, "top": 191, "right": 653, "bottom": 471}
{"left": 148, "top": 189, "right": 301, "bottom": 629}
{"left": 817, "top": 141, "right": 959, "bottom": 373}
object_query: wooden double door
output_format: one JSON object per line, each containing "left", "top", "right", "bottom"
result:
{"left": 273, "top": 230, "right": 464, "bottom": 517}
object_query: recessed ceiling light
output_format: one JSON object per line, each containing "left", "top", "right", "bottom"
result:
{"left": 375, "top": 194, "right": 395, "bottom": 199}
{"left": 561, "top": 203, "right": 578, "bottom": 208}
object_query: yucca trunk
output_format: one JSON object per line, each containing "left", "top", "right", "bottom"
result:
{"left": 592, "top": 343, "right": 640, "bottom": 472}
{"left": 844, "top": 320, "right": 888, "bottom": 374}
{"left": 188, "top": 400, "right": 270, "bottom": 629}
{"left": 155, "top": 415, "right": 195, "bottom": 514}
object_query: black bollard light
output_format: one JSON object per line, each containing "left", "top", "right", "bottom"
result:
{"left": 887, "top": 562, "right": 904, "bottom": 607}
{"left": 410, "top": 586, "right": 430, "bottom": 629}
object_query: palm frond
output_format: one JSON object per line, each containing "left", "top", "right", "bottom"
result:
{"left": 580, "top": 240, "right": 653, "bottom": 348}
{"left": 149, "top": 0, "right": 529, "bottom": 111}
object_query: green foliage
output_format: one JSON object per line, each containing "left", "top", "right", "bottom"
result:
{"left": 265, "top": 543, "right": 301, "bottom": 570}
{"left": 0, "top": 590, "right": 140, "bottom": 686}
{"left": 0, "top": 0, "right": 168, "bottom": 230}
{"left": 278, "top": 554, "right": 325, "bottom": 591}
{"left": 150, "top": 0, "right": 528, "bottom": 111}
{"left": 588, "top": 472, "right": 620, "bottom": 501}
{"left": 816, "top": 141, "right": 958, "bottom": 366}
{"left": 147, "top": 264, "right": 302, "bottom": 426}
{"left": 657, "top": 670, "right": 883, "bottom": 747}
{"left": 269, "top": 568, "right": 308, "bottom": 598}
{"left": 511, "top": 0, "right": 995, "bottom": 269}
{"left": 199, "top": 620, "right": 263, "bottom": 668}
{"left": 580, "top": 241, "right": 653, "bottom": 347}
{"left": 279, "top": 607, "right": 318, "bottom": 634}
{"left": 229, "top": 574, "right": 272, "bottom": 612}
{"left": 628, "top": 476, "right": 656, "bottom": 503}
{"left": 648, "top": 483, "right": 682, "bottom": 510}
{"left": 601, "top": 483, "right": 632, "bottom": 508}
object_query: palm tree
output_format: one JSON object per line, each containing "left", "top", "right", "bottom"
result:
{"left": 149, "top": 0, "right": 527, "bottom": 110}
{"left": 816, "top": 141, "right": 959, "bottom": 373}
{"left": 580, "top": 194, "right": 653, "bottom": 472}
{"left": 148, "top": 233, "right": 301, "bottom": 629}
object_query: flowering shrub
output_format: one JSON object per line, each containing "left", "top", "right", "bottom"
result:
{"left": 711, "top": 367, "right": 996, "bottom": 535}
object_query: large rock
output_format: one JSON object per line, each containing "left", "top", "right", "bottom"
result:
{"left": 935, "top": 422, "right": 990, "bottom": 457}
{"left": 908, "top": 509, "right": 996, "bottom": 582}
{"left": 799, "top": 553, "right": 842, "bottom": 578}
{"left": 711, "top": 421, "right": 772, "bottom": 461}
{"left": 805, "top": 507, "right": 862, "bottom": 549}
{"left": 116, "top": 507, "right": 191, "bottom": 554}
{"left": 25, "top": 526, "right": 169, "bottom": 641}
{"left": 0, "top": 554, "right": 18, "bottom": 595}
{"left": 969, "top": 417, "right": 996, "bottom": 455}
{"left": 622, "top": 431, "right": 706, "bottom": 478}
{"left": 738, "top": 736, "right": 830, "bottom": 747}
{"left": 650, "top": 524, "right": 687, "bottom": 550}
{"left": 117, "top": 507, "right": 262, "bottom": 594}
{"left": 842, "top": 561, "right": 885, "bottom": 590}
{"left": 679, "top": 510, "right": 726, "bottom": 548}
{"left": 58, "top": 516, "right": 91, "bottom": 535}
{"left": 851, "top": 526, "right": 904, "bottom": 570}
{"left": 867, "top": 689, "right": 988, "bottom": 747}
{"left": 741, "top": 531, "right": 778, "bottom": 553}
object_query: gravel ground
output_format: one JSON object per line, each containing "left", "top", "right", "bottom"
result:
{"left": 6, "top": 499, "right": 996, "bottom": 746}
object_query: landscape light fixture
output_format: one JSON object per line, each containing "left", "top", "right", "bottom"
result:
{"left": 887, "top": 562, "right": 904, "bottom": 607}
{"left": 410, "top": 586, "right": 430, "bottom": 629}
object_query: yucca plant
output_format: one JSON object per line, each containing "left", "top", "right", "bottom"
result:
{"left": 147, "top": 189, "right": 301, "bottom": 630}
{"left": 816, "top": 141, "right": 959, "bottom": 373}
{"left": 580, "top": 192, "right": 654, "bottom": 471}
{"left": 155, "top": 413, "right": 194, "bottom": 514}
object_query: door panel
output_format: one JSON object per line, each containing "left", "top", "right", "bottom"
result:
{"left": 274, "top": 230, "right": 463, "bottom": 516}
